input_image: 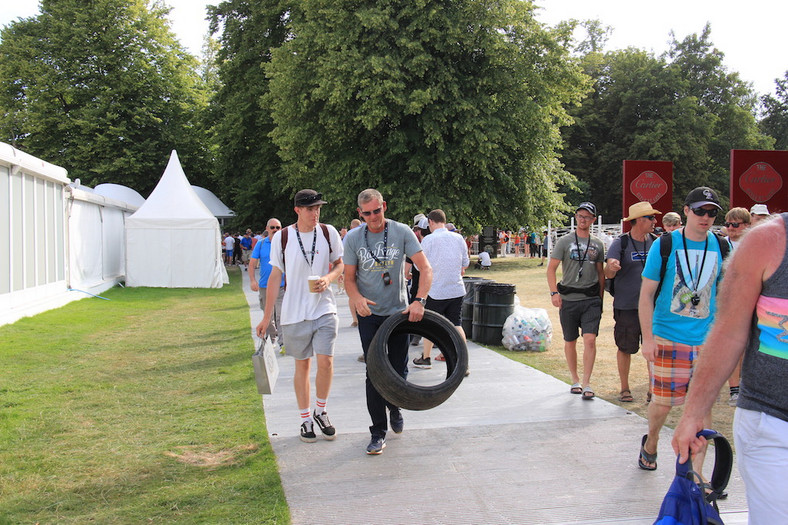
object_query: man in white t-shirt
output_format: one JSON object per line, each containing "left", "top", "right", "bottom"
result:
{"left": 257, "top": 189, "right": 344, "bottom": 444}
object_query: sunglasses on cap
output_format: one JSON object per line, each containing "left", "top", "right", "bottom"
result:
{"left": 725, "top": 222, "right": 745, "bottom": 228}
{"left": 691, "top": 207, "right": 719, "bottom": 218}
{"left": 360, "top": 207, "right": 383, "bottom": 217}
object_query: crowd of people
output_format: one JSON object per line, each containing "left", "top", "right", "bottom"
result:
{"left": 237, "top": 185, "right": 785, "bottom": 519}
{"left": 547, "top": 189, "right": 786, "bottom": 520}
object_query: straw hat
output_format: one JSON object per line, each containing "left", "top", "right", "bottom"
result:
{"left": 623, "top": 201, "right": 662, "bottom": 221}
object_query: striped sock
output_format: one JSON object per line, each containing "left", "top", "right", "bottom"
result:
{"left": 315, "top": 397, "right": 327, "bottom": 415}
{"left": 300, "top": 407, "right": 312, "bottom": 425}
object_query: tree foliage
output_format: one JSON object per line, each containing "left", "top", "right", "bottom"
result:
{"left": 561, "top": 24, "right": 773, "bottom": 220}
{"left": 0, "top": 0, "right": 211, "bottom": 195}
{"left": 760, "top": 71, "right": 788, "bottom": 150}
{"left": 263, "top": 0, "right": 588, "bottom": 230}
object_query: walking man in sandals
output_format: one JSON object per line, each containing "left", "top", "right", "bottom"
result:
{"left": 546, "top": 202, "right": 606, "bottom": 400}
{"left": 604, "top": 201, "right": 661, "bottom": 403}
{"left": 637, "top": 187, "right": 727, "bottom": 472}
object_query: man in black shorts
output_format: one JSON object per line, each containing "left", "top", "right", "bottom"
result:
{"left": 412, "top": 210, "right": 470, "bottom": 374}
{"left": 604, "top": 201, "right": 661, "bottom": 403}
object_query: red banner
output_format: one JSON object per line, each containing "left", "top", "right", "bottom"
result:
{"left": 622, "top": 160, "right": 673, "bottom": 231}
{"left": 730, "top": 150, "right": 787, "bottom": 214}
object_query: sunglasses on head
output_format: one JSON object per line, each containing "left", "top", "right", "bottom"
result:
{"left": 691, "top": 207, "right": 719, "bottom": 218}
{"left": 361, "top": 207, "right": 383, "bottom": 217}
{"left": 725, "top": 222, "right": 744, "bottom": 228}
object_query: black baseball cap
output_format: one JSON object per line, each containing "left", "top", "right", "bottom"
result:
{"left": 294, "top": 189, "right": 327, "bottom": 207}
{"left": 684, "top": 187, "right": 721, "bottom": 209}
{"left": 576, "top": 202, "right": 597, "bottom": 216}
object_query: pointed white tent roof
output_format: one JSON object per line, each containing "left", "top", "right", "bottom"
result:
{"left": 192, "top": 186, "right": 235, "bottom": 219}
{"left": 128, "top": 150, "right": 216, "bottom": 227}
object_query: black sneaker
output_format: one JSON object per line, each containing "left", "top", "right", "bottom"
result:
{"left": 313, "top": 410, "right": 336, "bottom": 440}
{"left": 390, "top": 409, "right": 404, "bottom": 434}
{"left": 412, "top": 355, "right": 431, "bottom": 369}
{"left": 366, "top": 436, "right": 386, "bottom": 455}
{"left": 300, "top": 420, "right": 317, "bottom": 443}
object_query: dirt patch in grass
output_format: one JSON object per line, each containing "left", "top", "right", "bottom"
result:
{"left": 165, "top": 443, "right": 259, "bottom": 470}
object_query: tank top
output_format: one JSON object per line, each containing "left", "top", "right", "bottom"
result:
{"left": 739, "top": 213, "right": 788, "bottom": 422}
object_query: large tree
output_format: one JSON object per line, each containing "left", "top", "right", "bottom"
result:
{"left": 0, "top": 0, "right": 211, "bottom": 194}
{"left": 263, "top": 0, "right": 588, "bottom": 230}
{"left": 760, "top": 71, "right": 788, "bottom": 150}
{"left": 561, "top": 24, "right": 772, "bottom": 220}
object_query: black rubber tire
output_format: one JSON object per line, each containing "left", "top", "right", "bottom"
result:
{"left": 366, "top": 310, "right": 468, "bottom": 411}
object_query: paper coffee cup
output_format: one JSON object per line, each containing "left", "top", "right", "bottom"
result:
{"left": 308, "top": 276, "right": 320, "bottom": 293}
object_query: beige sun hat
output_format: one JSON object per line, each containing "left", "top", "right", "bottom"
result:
{"left": 623, "top": 201, "right": 662, "bottom": 221}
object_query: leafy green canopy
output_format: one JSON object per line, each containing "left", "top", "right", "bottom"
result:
{"left": 0, "top": 0, "right": 211, "bottom": 194}
{"left": 264, "top": 0, "right": 588, "bottom": 231}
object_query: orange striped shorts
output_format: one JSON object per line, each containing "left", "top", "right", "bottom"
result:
{"left": 651, "top": 336, "right": 701, "bottom": 407}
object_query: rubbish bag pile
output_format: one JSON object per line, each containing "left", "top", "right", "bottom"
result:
{"left": 502, "top": 306, "right": 552, "bottom": 352}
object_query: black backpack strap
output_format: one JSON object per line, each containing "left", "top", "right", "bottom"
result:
{"left": 320, "top": 223, "right": 332, "bottom": 255}
{"left": 654, "top": 233, "right": 672, "bottom": 303}
{"left": 696, "top": 429, "right": 733, "bottom": 501}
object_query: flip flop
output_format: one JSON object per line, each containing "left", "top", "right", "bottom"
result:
{"left": 570, "top": 382, "right": 582, "bottom": 394}
{"left": 581, "top": 386, "right": 595, "bottom": 400}
{"left": 619, "top": 390, "right": 634, "bottom": 403}
{"left": 435, "top": 354, "right": 446, "bottom": 362}
{"left": 638, "top": 434, "right": 657, "bottom": 470}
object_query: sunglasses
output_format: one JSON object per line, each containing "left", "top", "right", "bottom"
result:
{"left": 269, "top": 225, "right": 281, "bottom": 230}
{"left": 725, "top": 222, "right": 745, "bottom": 228}
{"left": 691, "top": 207, "right": 719, "bottom": 218}
{"left": 641, "top": 215, "right": 656, "bottom": 221}
{"left": 361, "top": 207, "right": 383, "bottom": 217}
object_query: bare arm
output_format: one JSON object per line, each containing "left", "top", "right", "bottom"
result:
{"left": 546, "top": 257, "right": 561, "bottom": 308}
{"left": 405, "top": 251, "right": 432, "bottom": 321}
{"left": 638, "top": 277, "right": 658, "bottom": 362}
{"left": 673, "top": 220, "right": 784, "bottom": 463}
{"left": 596, "top": 261, "right": 605, "bottom": 300}
{"left": 248, "top": 258, "right": 259, "bottom": 291}
{"left": 343, "top": 264, "right": 376, "bottom": 317}
{"left": 604, "top": 258, "right": 621, "bottom": 279}
{"left": 256, "top": 266, "right": 283, "bottom": 338}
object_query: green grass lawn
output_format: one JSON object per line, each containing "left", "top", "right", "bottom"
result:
{"left": 0, "top": 268, "right": 288, "bottom": 524}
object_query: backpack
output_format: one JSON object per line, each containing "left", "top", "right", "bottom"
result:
{"left": 604, "top": 232, "right": 657, "bottom": 297}
{"left": 654, "top": 429, "right": 732, "bottom": 525}
{"left": 654, "top": 232, "right": 731, "bottom": 302}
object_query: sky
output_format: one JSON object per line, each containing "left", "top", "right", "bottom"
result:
{"left": 1, "top": 0, "right": 785, "bottom": 96}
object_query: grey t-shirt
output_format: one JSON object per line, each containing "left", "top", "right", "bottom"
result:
{"left": 606, "top": 233, "right": 656, "bottom": 310}
{"left": 343, "top": 219, "right": 423, "bottom": 316}
{"left": 551, "top": 232, "right": 605, "bottom": 302}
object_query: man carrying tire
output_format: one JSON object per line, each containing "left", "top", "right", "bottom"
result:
{"left": 343, "top": 188, "right": 433, "bottom": 455}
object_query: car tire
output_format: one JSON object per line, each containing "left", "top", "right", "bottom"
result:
{"left": 366, "top": 310, "right": 468, "bottom": 411}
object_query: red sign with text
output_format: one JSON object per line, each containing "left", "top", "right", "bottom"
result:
{"left": 730, "top": 150, "right": 787, "bottom": 214}
{"left": 622, "top": 160, "right": 673, "bottom": 231}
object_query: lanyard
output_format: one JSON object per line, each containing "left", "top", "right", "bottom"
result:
{"left": 631, "top": 234, "right": 650, "bottom": 269}
{"left": 364, "top": 221, "right": 388, "bottom": 265}
{"left": 294, "top": 225, "right": 317, "bottom": 268}
{"left": 574, "top": 232, "right": 591, "bottom": 279}
{"left": 680, "top": 230, "right": 708, "bottom": 292}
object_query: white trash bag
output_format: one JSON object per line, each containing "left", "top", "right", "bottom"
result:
{"left": 502, "top": 306, "right": 552, "bottom": 352}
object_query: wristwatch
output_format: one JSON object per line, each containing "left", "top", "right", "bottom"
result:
{"left": 413, "top": 297, "right": 427, "bottom": 306}
{"left": 550, "top": 291, "right": 559, "bottom": 296}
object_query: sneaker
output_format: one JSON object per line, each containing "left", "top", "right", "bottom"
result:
{"left": 366, "top": 436, "right": 386, "bottom": 455}
{"left": 390, "top": 409, "right": 404, "bottom": 434}
{"left": 357, "top": 354, "right": 365, "bottom": 363}
{"left": 728, "top": 392, "right": 739, "bottom": 407}
{"left": 313, "top": 410, "right": 336, "bottom": 440}
{"left": 300, "top": 420, "right": 317, "bottom": 443}
{"left": 412, "top": 355, "right": 431, "bottom": 369}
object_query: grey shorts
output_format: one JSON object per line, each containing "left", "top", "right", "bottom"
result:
{"left": 558, "top": 297, "right": 602, "bottom": 341}
{"left": 281, "top": 313, "right": 338, "bottom": 360}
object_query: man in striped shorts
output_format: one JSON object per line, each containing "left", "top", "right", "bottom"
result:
{"left": 637, "top": 187, "right": 727, "bottom": 475}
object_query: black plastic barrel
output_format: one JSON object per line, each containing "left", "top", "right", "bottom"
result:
{"left": 472, "top": 282, "right": 516, "bottom": 346}
{"left": 461, "top": 277, "right": 492, "bottom": 339}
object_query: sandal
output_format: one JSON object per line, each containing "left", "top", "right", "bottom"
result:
{"left": 646, "top": 391, "right": 652, "bottom": 404}
{"left": 570, "top": 382, "right": 582, "bottom": 394}
{"left": 619, "top": 390, "right": 634, "bottom": 403}
{"left": 638, "top": 434, "right": 657, "bottom": 470}
{"left": 581, "top": 386, "right": 595, "bottom": 400}
{"left": 435, "top": 353, "right": 446, "bottom": 362}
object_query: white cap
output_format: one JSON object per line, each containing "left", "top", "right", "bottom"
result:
{"left": 750, "top": 204, "right": 769, "bottom": 216}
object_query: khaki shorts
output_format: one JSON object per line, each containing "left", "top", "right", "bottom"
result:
{"left": 281, "top": 313, "right": 338, "bottom": 360}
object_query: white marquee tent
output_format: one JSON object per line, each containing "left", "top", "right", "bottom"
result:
{"left": 192, "top": 186, "right": 235, "bottom": 224}
{"left": 125, "top": 151, "right": 228, "bottom": 288}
